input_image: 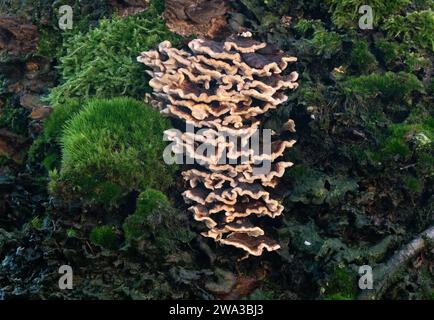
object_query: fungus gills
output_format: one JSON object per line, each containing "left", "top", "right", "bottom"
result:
{"left": 138, "top": 33, "right": 298, "bottom": 256}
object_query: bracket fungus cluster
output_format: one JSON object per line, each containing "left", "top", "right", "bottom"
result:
{"left": 138, "top": 33, "right": 298, "bottom": 256}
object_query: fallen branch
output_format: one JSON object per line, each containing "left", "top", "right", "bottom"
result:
{"left": 358, "top": 225, "right": 434, "bottom": 300}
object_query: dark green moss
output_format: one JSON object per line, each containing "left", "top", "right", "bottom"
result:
{"left": 403, "top": 175, "right": 424, "bottom": 194}
{"left": 150, "top": 0, "right": 166, "bottom": 14}
{"left": 322, "top": 267, "right": 357, "bottom": 300}
{"left": 286, "top": 166, "right": 358, "bottom": 206}
{"left": 428, "top": 79, "right": 434, "bottom": 95}
{"left": 90, "top": 225, "right": 119, "bottom": 250}
{"left": 383, "top": 10, "right": 434, "bottom": 51}
{"left": 123, "top": 189, "right": 170, "bottom": 241}
{"left": 374, "top": 33, "right": 432, "bottom": 73}
{"left": 244, "top": 289, "right": 275, "bottom": 300}
{"left": 416, "top": 151, "right": 434, "bottom": 177}
{"left": 294, "top": 19, "right": 342, "bottom": 58}
{"left": 325, "top": 0, "right": 411, "bottom": 29}
{"left": 36, "top": 26, "right": 63, "bottom": 59}
{"left": 375, "top": 38, "right": 401, "bottom": 67}
{"left": 350, "top": 40, "right": 378, "bottom": 73}
{"left": 123, "top": 189, "right": 194, "bottom": 254}
{"left": 66, "top": 228, "right": 77, "bottom": 238}
{"left": 0, "top": 101, "right": 29, "bottom": 136}
{"left": 323, "top": 293, "right": 354, "bottom": 300}
{"left": 29, "top": 216, "right": 43, "bottom": 230}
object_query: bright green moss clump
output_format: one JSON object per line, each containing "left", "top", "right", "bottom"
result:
{"left": 344, "top": 72, "right": 423, "bottom": 100}
{"left": 381, "top": 117, "right": 434, "bottom": 158}
{"left": 49, "top": 97, "right": 175, "bottom": 206}
{"left": 48, "top": 2, "right": 181, "bottom": 105}
{"left": 322, "top": 267, "right": 357, "bottom": 300}
{"left": 133, "top": 188, "right": 170, "bottom": 215}
{"left": 371, "top": 116, "right": 434, "bottom": 178}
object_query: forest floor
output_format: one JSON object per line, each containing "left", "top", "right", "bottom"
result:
{"left": 0, "top": 0, "right": 433, "bottom": 300}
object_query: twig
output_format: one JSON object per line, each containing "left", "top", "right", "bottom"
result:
{"left": 358, "top": 225, "right": 434, "bottom": 300}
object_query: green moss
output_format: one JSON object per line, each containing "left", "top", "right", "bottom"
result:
{"left": 244, "top": 289, "right": 275, "bottom": 300}
{"left": 383, "top": 10, "right": 434, "bottom": 51}
{"left": 123, "top": 189, "right": 194, "bottom": 253}
{"left": 151, "top": 0, "right": 166, "bottom": 14}
{"left": 45, "top": 99, "right": 84, "bottom": 137}
{"left": 350, "top": 40, "right": 378, "bottom": 73}
{"left": 293, "top": 19, "right": 323, "bottom": 35}
{"left": 311, "top": 30, "right": 342, "bottom": 58}
{"left": 403, "top": 175, "right": 424, "bottom": 194}
{"left": 239, "top": 0, "right": 282, "bottom": 23}
{"left": 36, "top": 26, "right": 62, "bottom": 59}
{"left": 28, "top": 99, "right": 84, "bottom": 171}
{"left": 373, "top": 116, "right": 434, "bottom": 162}
{"left": 381, "top": 137, "right": 411, "bottom": 158}
{"left": 49, "top": 97, "right": 176, "bottom": 206}
{"left": 325, "top": 0, "right": 412, "bottom": 29}
{"left": 90, "top": 225, "right": 118, "bottom": 250}
{"left": 375, "top": 38, "right": 401, "bottom": 66}
{"left": 416, "top": 151, "right": 434, "bottom": 177}
{"left": 0, "top": 101, "right": 29, "bottom": 136}
{"left": 295, "top": 81, "right": 327, "bottom": 107}
{"left": 0, "top": 0, "right": 111, "bottom": 28}
{"left": 135, "top": 189, "right": 170, "bottom": 215}
{"left": 294, "top": 19, "right": 342, "bottom": 58}
{"left": 66, "top": 228, "right": 77, "bottom": 238}
{"left": 344, "top": 72, "right": 423, "bottom": 100}
{"left": 428, "top": 79, "right": 434, "bottom": 95}
{"left": 322, "top": 267, "right": 357, "bottom": 300}
{"left": 374, "top": 31, "right": 432, "bottom": 72}
{"left": 404, "top": 52, "right": 431, "bottom": 72}
{"left": 123, "top": 189, "right": 170, "bottom": 241}
{"left": 28, "top": 138, "right": 54, "bottom": 171}
{"left": 30, "top": 216, "right": 43, "bottom": 229}
{"left": 370, "top": 122, "right": 433, "bottom": 184}
{"left": 48, "top": 2, "right": 181, "bottom": 105}
{"left": 415, "top": 0, "right": 434, "bottom": 9}
{"left": 286, "top": 166, "right": 358, "bottom": 206}
{"left": 323, "top": 293, "right": 354, "bottom": 300}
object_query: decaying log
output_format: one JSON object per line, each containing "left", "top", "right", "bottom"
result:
{"left": 0, "top": 128, "right": 29, "bottom": 164}
{"left": 0, "top": 15, "right": 38, "bottom": 56}
{"left": 163, "top": 0, "right": 231, "bottom": 38}
{"left": 108, "top": 0, "right": 149, "bottom": 17}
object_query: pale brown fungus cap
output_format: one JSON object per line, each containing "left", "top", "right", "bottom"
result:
{"left": 138, "top": 33, "right": 298, "bottom": 257}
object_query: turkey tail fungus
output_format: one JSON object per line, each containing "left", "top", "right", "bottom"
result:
{"left": 138, "top": 32, "right": 298, "bottom": 256}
